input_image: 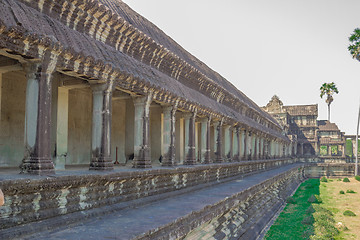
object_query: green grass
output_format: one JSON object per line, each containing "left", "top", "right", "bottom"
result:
{"left": 265, "top": 179, "right": 320, "bottom": 240}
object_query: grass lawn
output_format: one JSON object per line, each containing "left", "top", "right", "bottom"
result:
{"left": 265, "top": 178, "right": 320, "bottom": 239}
{"left": 265, "top": 177, "right": 360, "bottom": 240}
{"left": 319, "top": 177, "right": 360, "bottom": 239}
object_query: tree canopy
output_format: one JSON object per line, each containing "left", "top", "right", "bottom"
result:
{"left": 320, "top": 82, "right": 339, "bottom": 102}
{"left": 320, "top": 82, "right": 339, "bottom": 121}
{"left": 348, "top": 28, "right": 360, "bottom": 59}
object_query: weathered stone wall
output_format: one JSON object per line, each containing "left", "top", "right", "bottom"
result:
{"left": 125, "top": 99, "right": 135, "bottom": 160}
{"left": 305, "top": 163, "right": 356, "bottom": 178}
{"left": 111, "top": 100, "right": 127, "bottom": 164}
{"left": 150, "top": 104, "right": 162, "bottom": 164}
{"left": 142, "top": 166, "right": 305, "bottom": 240}
{"left": 0, "top": 71, "right": 26, "bottom": 167}
{"left": 3, "top": 161, "right": 358, "bottom": 239}
{"left": 67, "top": 88, "right": 92, "bottom": 165}
{"left": 0, "top": 159, "right": 296, "bottom": 238}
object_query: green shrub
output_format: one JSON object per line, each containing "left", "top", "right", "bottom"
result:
{"left": 355, "top": 175, "right": 360, "bottom": 181}
{"left": 308, "top": 194, "right": 322, "bottom": 203}
{"left": 343, "top": 177, "right": 350, "bottom": 182}
{"left": 313, "top": 205, "right": 334, "bottom": 217}
{"left": 306, "top": 205, "right": 315, "bottom": 214}
{"left": 343, "top": 210, "right": 356, "bottom": 216}
{"left": 339, "top": 190, "right": 345, "bottom": 194}
{"left": 302, "top": 228, "right": 314, "bottom": 239}
{"left": 320, "top": 176, "right": 328, "bottom": 182}
{"left": 346, "top": 189, "right": 356, "bottom": 193}
{"left": 337, "top": 178, "right": 342, "bottom": 181}
{"left": 301, "top": 215, "right": 315, "bottom": 225}
{"left": 286, "top": 196, "right": 296, "bottom": 204}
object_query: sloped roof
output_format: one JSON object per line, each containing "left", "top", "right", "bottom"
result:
{"left": 0, "top": 0, "right": 286, "bottom": 139}
{"left": 318, "top": 120, "right": 340, "bottom": 132}
{"left": 283, "top": 104, "right": 318, "bottom": 116}
{"left": 98, "top": 0, "right": 272, "bottom": 118}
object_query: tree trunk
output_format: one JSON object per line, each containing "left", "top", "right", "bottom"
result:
{"left": 328, "top": 103, "right": 331, "bottom": 121}
{"left": 355, "top": 103, "right": 360, "bottom": 176}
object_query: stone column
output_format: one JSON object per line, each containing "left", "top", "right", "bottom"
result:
{"left": 264, "top": 139, "right": 267, "bottom": 158}
{"left": 232, "top": 127, "right": 240, "bottom": 161}
{"left": 247, "top": 131, "right": 252, "bottom": 160}
{"left": 195, "top": 122, "right": 199, "bottom": 162}
{"left": 161, "top": 105, "right": 177, "bottom": 166}
{"left": 240, "top": 129, "right": 246, "bottom": 160}
{"left": 213, "top": 120, "right": 224, "bottom": 163}
{"left": 200, "top": 117, "right": 211, "bottom": 163}
{"left": 314, "top": 140, "right": 319, "bottom": 156}
{"left": 252, "top": 133, "right": 257, "bottom": 160}
{"left": 259, "top": 136, "right": 264, "bottom": 159}
{"left": 0, "top": 73, "right": 2, "bottom": 122}
{"left": 328, "top": 145, "right": 332, "bottom": 156}
{"left": 89, "top": 83, "right": 114, "bottom": 170}
{"left": 273, "top": 141, "right": 277, "bottom": 158}
{"left": 133, "top": 94, "right": 152, "bottom": 168}
{"left": 224, "top": 125, "right": 231, "bottom": 161}
{"left": 351, "top": 139, "right": 357, "bottom": 160}
{"left": 184, "top": 111, "right": 197, "bottom": 165}
{"left": 257, "top": 135, "right": 262, "bottom": 159}
{"left": 21, "top": 62, "right": 56, "bottom": 174}
{"left": 342, "top": 143, "right": 346, "bottom": 158}
{"left": 300, "top": 143, "right": 304, "bottom": 156}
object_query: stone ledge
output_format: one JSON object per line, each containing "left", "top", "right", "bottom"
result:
{"left": 140, "top": 166, "right": 305, "bottom": 240}
{"left": 0, "top": 159, "right": 297, "bottom": 239}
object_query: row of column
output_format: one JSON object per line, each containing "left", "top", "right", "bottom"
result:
{"left": 19, "top": 62, "right": 293, "bottom": 174}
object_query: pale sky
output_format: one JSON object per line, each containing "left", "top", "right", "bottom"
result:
{"left": 123, "top": 0, "right": 360, "bottom": 135}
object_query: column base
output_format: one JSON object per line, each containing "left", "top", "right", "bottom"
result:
{"left": 184, "top": 158, "right": 197, "bottom": 165}
{"left": 184, "top": 149, "right": 196, "bottom": 165}
{"left": 161, "top": 149, "right": 176, "bottom": 167}
{"left": 89, "top": 157, "right": 114, "bottom": 170}
{"left": 20, "top": 157, "right": 55, "bottom": 175}
{"left": 161, "top": 160, "right": 177, "bottom": 167}
{"left": 201, "top": 151, "right": 211, "bottom": 164}
{"left": 213, "top": 157, "right": 224, "bottom": 163}
{"left": 232, "top": 155, "right": 240, "bottom": 162}
{"left": 133, "top": 158, "right": 152, "bottom": 168}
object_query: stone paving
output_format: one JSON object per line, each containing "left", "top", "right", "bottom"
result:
{"left": 20, "top": 163, "right": 302, "bottom": 240}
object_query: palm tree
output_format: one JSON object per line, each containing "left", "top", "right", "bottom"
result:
{"left": 348, "top": 28, "right": 360, "bottom": 60}
{"left": 348, "top": 29, "right": 360, "bottom": 175}
{"left": 320, "top": 82, "right": 339, "bottom": 121}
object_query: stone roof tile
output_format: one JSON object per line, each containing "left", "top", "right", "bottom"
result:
{"left": 318, "top": 120, "right": 340, "bottom": 132}
{"left": 283, "top": 105, "right": 318, "bottom": 116}
{"left": 0, "top": 0, "right": 286, "bottom": 140}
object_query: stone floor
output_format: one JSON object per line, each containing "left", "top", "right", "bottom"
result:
{"left": 0, "top": 160, "right": 170, "bottom": 181}
{"left": 20, "top": 163, "right": 302, "bottom": 240}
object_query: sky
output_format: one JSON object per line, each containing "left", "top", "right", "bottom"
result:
{"left": 123, "top": 0, "right": 360, "bottom": 135}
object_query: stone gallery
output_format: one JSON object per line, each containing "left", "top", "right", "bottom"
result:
{"left": 0, "top": 0, "right": 356, "bottom": 239}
